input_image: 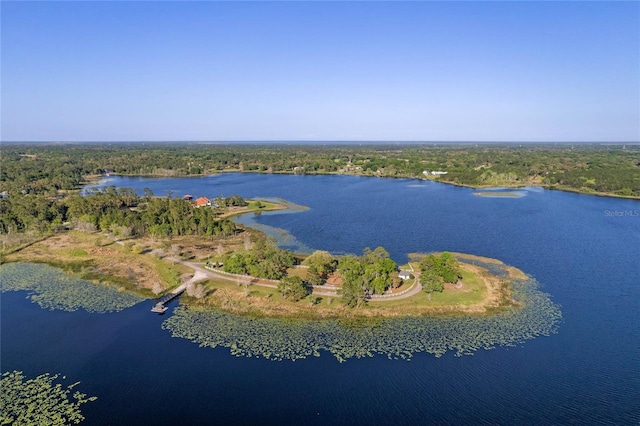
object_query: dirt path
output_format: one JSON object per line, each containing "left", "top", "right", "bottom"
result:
{"left": 185, "top": 270, "right": 209, "bottom": 286}
{"left": 370, "top": 279, "right": 423, "bottom": 301}
{"left": 102, "top": 231, "right": 423, "bottom": 302}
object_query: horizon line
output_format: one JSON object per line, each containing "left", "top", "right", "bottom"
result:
{"left": 2, "top": 140, "right": 639, "bottom": 145}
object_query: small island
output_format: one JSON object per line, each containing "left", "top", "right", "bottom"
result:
{"left": 473, "top": 190, "right": 524, "bottom": 198}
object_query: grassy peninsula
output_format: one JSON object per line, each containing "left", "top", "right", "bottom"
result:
{"left": 4, "top": 225, "right": 523, "bottom": 320}
{"left": 0, "top": 170, "right": 563, "bottom": 362}
{"left": 0, "top": 143, "right": 570, "bottom": 319}
{"left": 0, "top": 178, "right": 534, "bottom": 319}
{"left": 1, "top": 196, "right": 286, "bottom": 298}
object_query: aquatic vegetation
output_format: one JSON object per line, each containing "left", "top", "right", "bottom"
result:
{"left": 162, "top": 265, "right": 562, "bottom": 362}
{"left": 473, "top": 191, "right": 524, "bottom": 198}
{"left": 0, "top": 262, "right": 143, "bottom": 313}
{"left": 0, "top": 370, "right": 97, "bottom": 425}
{"left": 233, "top": 216, "right": 314, "bottom": 254}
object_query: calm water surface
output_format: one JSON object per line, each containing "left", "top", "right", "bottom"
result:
{"left": 3, "top": 174, "right": 639, "bottom": 424}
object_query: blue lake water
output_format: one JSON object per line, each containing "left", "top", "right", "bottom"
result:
{"left": 3, "top": 174, "right": 639, "bottom": 424}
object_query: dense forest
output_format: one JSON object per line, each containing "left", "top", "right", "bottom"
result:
{"left": 1, "top": 142, "right": 638, "bottom": 257}
{"left": 0, "top": 186, "right": 236, "bottom": 238}
{"left": 1, "top": 143, "right": 639, "bottom": 197}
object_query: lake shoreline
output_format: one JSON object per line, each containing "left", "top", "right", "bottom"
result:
{"left": 3, "top": 173, "right": 537, "bottom": 321}
{"left": 177, "top": 256, "right": 521, "bottom": 320}
{"left": 2, "top": 168, "right": 635, "bottom": 424}
{"left": 3, "top": 228, "right": 526, "bottom": 321}
{"left": 105, "top": 170, "right": 640, "bottom": 200}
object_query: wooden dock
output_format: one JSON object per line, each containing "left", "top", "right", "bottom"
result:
{"left": 151, "top": 283, "right": 187, "bottom": 314}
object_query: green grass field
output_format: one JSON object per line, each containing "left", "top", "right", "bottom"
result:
{"left": 373, "top": 265, "right": 486, "bottom": 309}
{"left": 245, "top": 200, "right": 282, "bottom": 211}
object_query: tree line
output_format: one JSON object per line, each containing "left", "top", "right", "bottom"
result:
{"left": 0, "top": 186, "right": 237, "bottom": 238}
{"left": 2, "top": 143, "right": 638, "bottom": 197}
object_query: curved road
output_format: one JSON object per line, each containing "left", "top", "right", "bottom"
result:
{"left": 169, "top": 257, "right": 422, "bottom": 301}
{"left": 106, "top": 233, "right": 423, "bottom": 301}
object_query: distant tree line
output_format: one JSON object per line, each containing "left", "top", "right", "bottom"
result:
{"left": 2, "top": 143, "right": 638, "bottom": 197}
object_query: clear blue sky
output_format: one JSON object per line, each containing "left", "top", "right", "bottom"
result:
{"left": 2, "top": 1, "right": 638, "bottom": 142}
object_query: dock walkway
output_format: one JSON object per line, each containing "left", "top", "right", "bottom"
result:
{"left": 151, "top": 283, "right": 187, "bottom": 314}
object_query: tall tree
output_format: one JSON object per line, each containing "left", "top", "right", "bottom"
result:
{"left": 338, "top": 255, "right": 368, "bottom": 307}
{"left": 420, "top": 268, "right": 444, "bottom": 301}
{"left": 278, "top": 276, "right": 308, "bottom": 301}
{"left": 306, "top": 264, "right": 323, "bottom": 286}
{"left": 438, "top": 252, "right": 462, "bottom": 283}
{"left": 303, "top": 250, "right": 337, "bottom": 285}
